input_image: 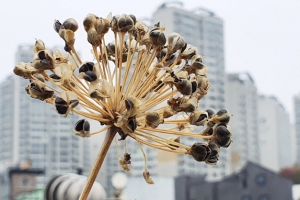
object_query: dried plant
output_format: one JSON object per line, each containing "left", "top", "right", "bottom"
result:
{"left": 14, "top": 13, "right": 232, "bottom": 200}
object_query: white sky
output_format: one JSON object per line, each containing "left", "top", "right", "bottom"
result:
{"left": 1, "top": 0, "right": 300, "bottom": 121}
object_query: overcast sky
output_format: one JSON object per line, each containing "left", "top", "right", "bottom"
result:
{"left": 1, "top": 0, "right": 300, "bottom": 121}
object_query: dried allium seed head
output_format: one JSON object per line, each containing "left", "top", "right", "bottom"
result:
{"left": 181, "top": 44, "right": 198, "bottom": 60}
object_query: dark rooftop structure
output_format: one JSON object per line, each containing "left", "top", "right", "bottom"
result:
{"left": 175, "top": 161, "right": 293, "bottom": 200}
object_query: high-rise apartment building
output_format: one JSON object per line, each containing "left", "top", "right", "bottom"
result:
{"left": 0, "top": 45, "right": 90, "bottom": 188}
{"left": 225, "top": 73, "right": 260, "bottom": 172}
{"left": 258, "top": 95, "right": 293, "bottom": 171}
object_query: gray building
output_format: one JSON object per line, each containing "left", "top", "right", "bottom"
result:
{"left": 175, "top": 161, "right": 293, "bottom": 200}
{"left": 294, "top": 94, "right": 300, "bottom": 163}
{"left": 225, "top": 73, "right": 260, "bottom": 172}
{"left": 0, "top": 45, "right": 90, "bottom": 194}
{"left": 258, "top": 95, "right": 293, "bottom": 172}
{"left": 152, "top": 2, "right": 229, "bottom": 180}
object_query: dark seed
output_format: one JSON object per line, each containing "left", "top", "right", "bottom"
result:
{"left": 55, "top": 97, "right": 67, "bottom": 105}
{"left": 75, "top": 119, "right": 85, "bottom": 131}
{"left": 55, "top": 105, "right": 68, "bottom": 115}
{"left": 125, "top": 99, "right": 134, "bottom": 110}
{"left": 50, "top": 74, "right": 61, "bottom": 80}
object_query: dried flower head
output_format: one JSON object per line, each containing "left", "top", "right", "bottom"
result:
{"left": 13, "top": 13, "right": 233, "bottom": 200}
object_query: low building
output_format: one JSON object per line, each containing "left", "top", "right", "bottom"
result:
{"left": 175, "top": 161, "right": 293, "bottom": 200}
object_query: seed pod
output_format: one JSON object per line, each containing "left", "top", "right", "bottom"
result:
{"left": 78, "top": 62, "right": 99, "bottom": 82}
{"left": 54, "top": 91, "right": 79, "bottom": 117}
{"left": 14, "top": 62, "right": 38, "bottom": 79}
{"left": 206, "top": 108, "right": 216, "bottom": 119}
{"left": 115, "top": 116, "right": 137, "bottom": 137}
{"left": 135, "top": 21, "right": 149, "bottom": 36}
{"left": 213, "top": 125, "right": 232, "bottom": 148}
{"left": 32, "top": 50, "right": 55, "bottom": 72}
{"left": 194, "top": 65, "right": 208, "bottom": 77}
{"left": 83, "top": 13, "right": 97, "bottom": 32}
{"left": 195, "top": 76, "right": 210, "bottom": 97}
{"left": 205, "top": 141, "right": 220, "bottom": 165}
{"left": 163, "top": 106, "right": 176, "bottom": 118}
{"left": 125, "top": 96, "right": 143, "bottom": 117}
{"left": 117, "top": 14, "right": 134, "bottom": 32}
{"left": 25, "top": 81, "right": 53, "bottom": 101}
{"left": 167, "top": 32, "right": 186, "bottom": 55}
{"left": 164, "top": 51, "right": 180, "bottom": 67}
{"left": 174, "top": 78, "right": 192, "bottom": 96}
{"left": 145, "top": 111, "right": 164, "bottom": 128}
{"left": 180, "top": 96, "right": 198, "bottom": 113}
{"left": 63, "top": 18, "right": 78, "bottom": 32}
{"left": 53, "top": 49, "right": 68, "bottom": 64}
{"left": 74, "top": 119, "right": 90, "bottom": 137}
{"left": 189, "top": 110, "right": 208, "bottom": 126}
{"left": 190, "top": 142, "right": 211, "bottom": 162}
{"left": 167, "top": 96, "right": 183, "bottom": 112}
{"left": 143, "top": 170, "right": 154, "bottom": 184}
{"left": 149, "top": 22, "right": 166, "bottom": 47}
{"left": 53, "top": 19, "right": 62, "bottom": 33}
{"left": 181, "top": 44, "right": 198, "bottom": 60}
{"left": 211, "top": 108, "right": 231, "bottom": 124}
{"left": 33, "top": 39, "right": 45, "bottom": 53}
{"left": 191, "top": 54, "right": 204, "bottom": 69}
{"left": 156, "top": 48, "right": 167, "bottom": 62}
{"left": 95, "top": 17, "right": 110, "bottom": 36}
{"left": 175, "top": 70, "right": 188, "bottom": 79}
{"left": 119, "top": 153, "right": 131, "bottom": 171}
{"left": 89, "top": 79, "right": 114, "bottom": 99}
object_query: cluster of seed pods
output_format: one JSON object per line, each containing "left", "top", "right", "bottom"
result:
{"left": 13, "top": 13, "right": 232, "bottom": 185}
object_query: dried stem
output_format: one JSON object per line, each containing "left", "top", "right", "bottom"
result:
{"left": 79, "top": 127, "right": 117, "bottom": 200}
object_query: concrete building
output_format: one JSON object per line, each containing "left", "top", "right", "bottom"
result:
{"left": 225, "top": 72, "right": 260, "bottom": 172}
{"left": 175, "top": 161, "right": 293, "bottom": 200}
{"left": 0, "top": 45, "right": 90, "bottom": 191}
{"left": 294, "top": 94, "right": 300, "bottom": 164}
{"left": 258, "top": 95, "right": 293, "bottom": 172}
{"left": 151, "top": 2, "right": 229, "bottom": 180}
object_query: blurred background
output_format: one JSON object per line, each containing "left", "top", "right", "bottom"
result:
{"left": 0, "top": 0, "right": 300, "bottom": 199}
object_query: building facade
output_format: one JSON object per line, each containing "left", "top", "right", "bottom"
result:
{"left": 0, "top": 45, "right": 90, "bottom": 190}
{"left": 225, "top": 73, "right": 260, "bottom": 172}
{"left": 258, "top": 95, "right": 293, "bottom": 171}
{"left": 152, "top": 2, "right": 229, "bottom": 180}
{"left": 175, "top": 162, "right": 293, "bottom": 200}
{"left": 294, "top": 94, "right": 300, "bottom": 164}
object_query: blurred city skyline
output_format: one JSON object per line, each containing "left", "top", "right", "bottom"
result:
{"left": 1, "top": 0, "right": 300, "bottom": 121}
